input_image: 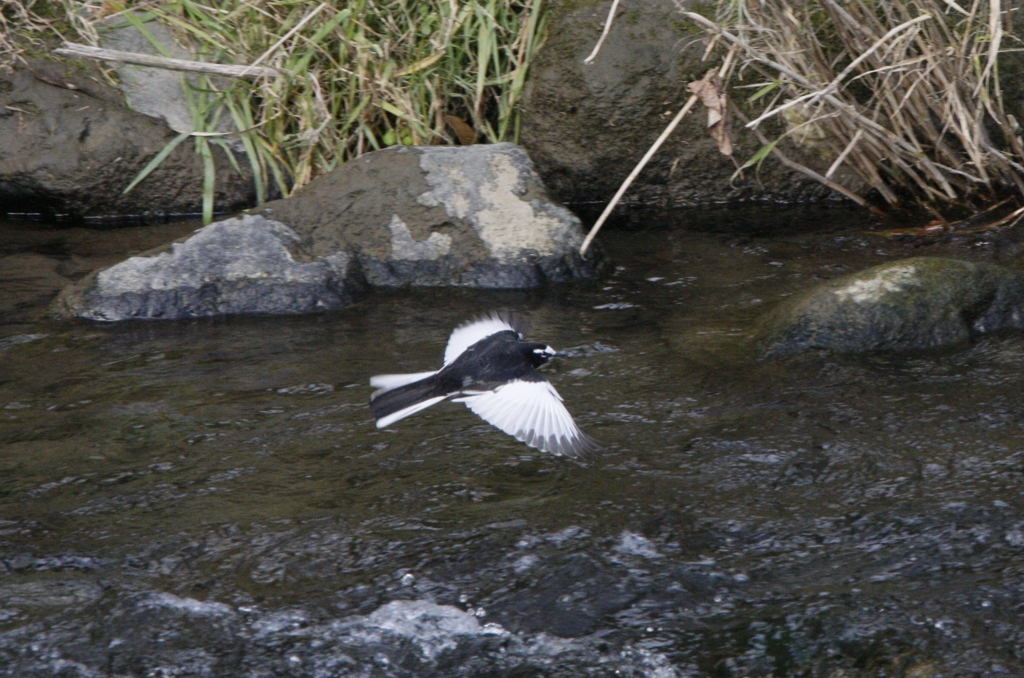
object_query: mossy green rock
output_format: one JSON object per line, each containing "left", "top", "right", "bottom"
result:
{"left": 758, "top": 257, "right": 1024, "bottom": 359}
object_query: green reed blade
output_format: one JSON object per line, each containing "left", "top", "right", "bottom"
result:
{"left": 123, "top": 131, "right": 191, "bottom": 195}
{"left": 198, "top": 136, "right": 216, "bottom": 223}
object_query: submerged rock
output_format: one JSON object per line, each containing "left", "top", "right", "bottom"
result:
{"left": 0, "top": 253, "right": 72, "bottom": 320}
{"left": 0, "top": 591, "right": 688, "bottom": 677}
{"left": 758, "top": 257, "right": 1024, "bottom": 359}
{"left": 265, "top": 142, "right": 601, "bottom": 289}
{"left": 52, "top": 215, "right": 360, "bottom": 321}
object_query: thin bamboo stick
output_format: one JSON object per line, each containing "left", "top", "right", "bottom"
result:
{"left": 54, "top": 42, "right": 279, "bottom": 78}
{"left": 579, "top": 48, "right": 738, "bottom": 256}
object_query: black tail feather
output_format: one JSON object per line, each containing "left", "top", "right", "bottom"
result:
{"left": 370, "top": 375, "right": 451, "bottom": 423}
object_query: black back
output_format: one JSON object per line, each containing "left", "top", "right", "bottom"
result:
{"left": 436, "top": 331, "right": 549, "bottom": 391}
{"left": 370, "top": 331, "right": 550, "bottom": 422}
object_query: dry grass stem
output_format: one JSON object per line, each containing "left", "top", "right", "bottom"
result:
{"left": 680, "top": 0, "right": 1024, "bottom": 213}
{"left": 583, "top": 0, "right": 620, "bottom": 64}
{"left": 54, "top": 42, "right": 278, "bottom": 77}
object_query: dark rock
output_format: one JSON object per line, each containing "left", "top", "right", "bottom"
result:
{"left": 0, "top": 58, "right": 255, "bottom": 218}
{"left": 51, "top": 144, "right": 600, "bottom": 320}
{"left": 518, "top": 1, "right": 836, "bottom": 207}
{"left": 94, "top": 592, "right": 242, "bottom": 677}
{"left": 52, "top": 215, "right": 361, "bottom": 321}
{"left": 758, "top": 257, "right": 1024, "bottom": 359}
{"left": 3, "top": 556, "right": 101, "bottom": 572}
{"left": 263, "top": 142, "right": 602, "bottom": 289}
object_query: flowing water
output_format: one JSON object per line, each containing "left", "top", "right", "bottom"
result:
{"left": 2, "top": 207, "right": 1024, "bottom": 677}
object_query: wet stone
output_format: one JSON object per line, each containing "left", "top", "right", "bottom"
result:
{"left": 263, "top": 143, "right": 603, "bottom": 291}
{"left": 48, "top": 144, "right": 601, "bottom": 321}
{"left": 51, "top": 215, "right": 361, "bottom": 321}
{"left": 0, "top": 591, "right": 698, "bottom": 677}
{"left": 489, "top": 555, "right": 646, "bottom": 638}
{"left": 758, "top": 257, "right": 1024, "bottom": 358}
{"left": 3, "top": 556, "right": 101, "bottom": 573}
{"left": 0, "top": 254, "right": 71, "bottom": 321}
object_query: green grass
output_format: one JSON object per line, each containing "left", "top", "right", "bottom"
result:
{"left": 4, "top": 0, "right": 546, "bottom": 220}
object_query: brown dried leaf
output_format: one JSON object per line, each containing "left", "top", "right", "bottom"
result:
{"left": 444, "top": 114, "right": 477, "bottom": 146}
{"left": 687, "top": 69, "right": 732, "bottom": 157}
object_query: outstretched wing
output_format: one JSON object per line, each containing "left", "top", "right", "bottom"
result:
{"left": 456, "top": 378, "right": 597, "bottom": 457}
{"left": 444, "top": 311, "right": 526, "bottom": 365}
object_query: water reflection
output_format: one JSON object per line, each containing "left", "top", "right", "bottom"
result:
{"left": 2, "top": 207, "right": 1024, "bottom": 676}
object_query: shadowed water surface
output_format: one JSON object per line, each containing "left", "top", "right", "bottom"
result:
{"left": 2, "top": 207, "right": 1024, "bottom": 676}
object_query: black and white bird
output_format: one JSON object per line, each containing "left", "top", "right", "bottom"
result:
{"left": 369, "top": 313, "right": 597, "bottom": 457}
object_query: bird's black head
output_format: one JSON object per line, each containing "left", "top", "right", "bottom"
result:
{"left": 524, "top": 342, "right": 557, "bottom": 368}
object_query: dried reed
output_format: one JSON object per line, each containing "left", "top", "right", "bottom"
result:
{"left": 680, "top": 0, "right": 1024, "bottom": 212}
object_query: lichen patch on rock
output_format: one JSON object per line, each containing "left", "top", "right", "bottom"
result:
{"left": 416, "top": 144, "right": 583, "bottom": 262}
{"left": 832, "top": 264, "right": 920, "bottom": 304}
{"left": 387, "top": 215, "right": 452, "bottom": 261}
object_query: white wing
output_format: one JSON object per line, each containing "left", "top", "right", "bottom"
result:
{"left": 444, "top": 312, "right": 521, "bottom": 365}
{"left": 457, "top": 379, "right": 596, "bottom": 457}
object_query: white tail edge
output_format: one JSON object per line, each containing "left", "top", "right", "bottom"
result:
{"left": 369, "top": 371, "right": 438, "bottom": 398}
{"left": 376, "top": 396, "right": 448, "bottom": 429}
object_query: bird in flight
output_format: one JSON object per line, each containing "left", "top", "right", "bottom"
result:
{"left": 370, "top": 312, "right": 597, "bottom": 457}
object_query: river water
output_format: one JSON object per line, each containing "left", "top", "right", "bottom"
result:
{"left": 2, "top": 206, "right": 1024, "bottom": 676}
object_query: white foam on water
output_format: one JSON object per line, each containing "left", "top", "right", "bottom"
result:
{"left": 346, "top": 600, "right": 508, "bottom": 660}
{"left": 141, "top": 592, "right": 234, "bottom": 617}
{"left": 614, "top": 531, "right": 663, "bottom": 560}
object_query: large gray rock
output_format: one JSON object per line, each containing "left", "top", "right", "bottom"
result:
{"left": 52, "top": 215, "right": 360, "bottom": 321}
{"left": 758, "top": 257, "right": 1024, "bottom": 359}
{"left": 263, "top": 142, "right": 602, "bottom": 289}
{"left": 52, "top": 144, "right": 599, "bottom": 321}
{"left": 518, "top": 0, "right": 835, "bottom": 207}
{"left": 99, "top": 15, "right": 240, "bottom": 149}
{"left": 0, "top": 58, "right": 255, "bottom": 218}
